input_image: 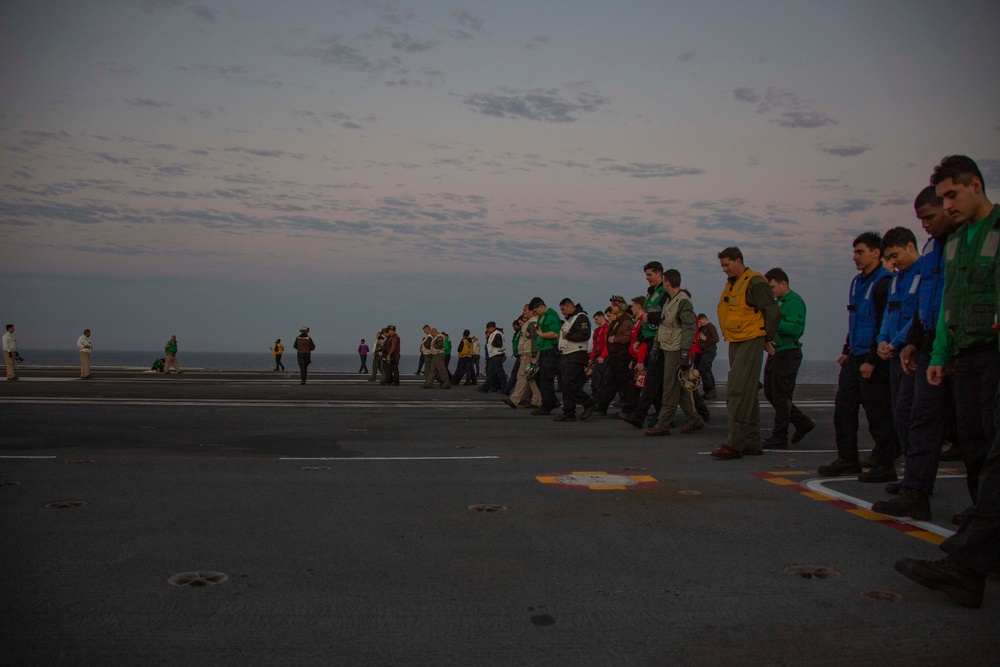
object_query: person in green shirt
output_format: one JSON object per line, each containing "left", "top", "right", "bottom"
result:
{"left": 528, "top": 296, "right": 563, "bottom": 414}
{"left": 761, "top": 268, "right": 814, "bottom": 448}
{"left": 927, "top": 155, "right": 1000, "bottom": 510}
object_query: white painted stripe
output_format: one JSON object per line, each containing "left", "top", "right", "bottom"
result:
{"left": 280, "top": 456, "right": 500, "bottom": 461}
{"left": 804, "top": 477, "right": 958, "bottom": 538}
{"left": 0, "top": 455, "right": 58, "bottom": 459}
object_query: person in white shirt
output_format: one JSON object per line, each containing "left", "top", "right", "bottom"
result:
{"left": 77, "top": 329, "right": 93, "bottom": 379}
{"left": 3, "top": 324, "right": 19, "bottom": 381}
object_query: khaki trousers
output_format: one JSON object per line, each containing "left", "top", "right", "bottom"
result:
{"left": 655, "top": 349, "right": 705, "bottom": 429}
{"left": 79, "top": 352, "right": 90, "bottom": 378}
{"left": 423, "top": 354, "right": 451, "bottom": 388}
{"left": 165, "top": 353, "right": 181, "bottom": 373}
{"left": 509, "top": 356, "right": 541, "bottom": 406}
{"left": 4, "top": 351, "right": 14, "bottom": 379}
{"left": 725, "top": 337, "right": 766, "bottom": 451}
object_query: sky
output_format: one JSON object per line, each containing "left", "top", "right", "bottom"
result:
{"left": 1, "top": 0, "right": 999, "bottom": 356}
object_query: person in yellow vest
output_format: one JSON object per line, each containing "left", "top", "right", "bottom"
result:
{"left": 270, "top": 339, "right": 284, "bottom": 371}
{"left": 712, "top": 246, "right": 781, "bottom": 459}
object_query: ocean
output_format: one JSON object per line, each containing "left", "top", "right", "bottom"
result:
{"left": 20, "top": 350, "right": 842, "bottom": 384}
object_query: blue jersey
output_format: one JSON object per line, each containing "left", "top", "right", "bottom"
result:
{"left": 848, "top": 266, "right": 891, "bottom": 356}
{"left": 917, "top": 236, "right": 946, "bottom": 331}
{"left": 877, "top": 259, "right": 922, "bottom": 351}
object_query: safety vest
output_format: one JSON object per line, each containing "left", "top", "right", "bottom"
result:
{"left": 847, "top": 266, "right": 891, "bottom": 355}
{"left": 942, "top": 210, "right": 1000, "bottom": 349}
{"left": 558, "top": 312, "right": 589, "bottom": 355}
{"left": 656, "top": 291, "right": 691, "bottom": 351}
{"left": 717, "top": 269, "right": 766, "bottom": 342}
{"left": 882, "top": 260, "right": 922, "bottom": 347}
{"left": 917, "top": 235, "right": 946, "bottom": 331}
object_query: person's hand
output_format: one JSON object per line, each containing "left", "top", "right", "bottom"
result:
{"left": 860, "top": 362, "right": 875, "bottom": 379}
{"left": 877, "top": 341, "right": 894, "bottom": 360}
{"left": 597, "top": 357, "right": 605, "bottom": 364}
{"left": 899, "top": 345, "right": 918, "bottom": 374}
{"left": 637, "top": 362, "right": 645, "bottom": 372}
{"left": 764, "top": 341, "right": 775, "bottom": 356}
{"left": 928, "top": 365, "right": 944, "bottom": 386}
{"left": 837, "top": 354, "right": 847, "bottom": 366}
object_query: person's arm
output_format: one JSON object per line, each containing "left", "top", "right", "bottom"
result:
{"left": 678, "top": 301, "right": 697, "bottom": 367}
{"left": 865, "top": 276, "right": 890, "bottom": 366}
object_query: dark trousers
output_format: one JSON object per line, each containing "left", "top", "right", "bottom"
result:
{"left": 634, "top": 351, "right": 665, "bottom": 419}
{"left": 901, "top": 351, "right": 949, "bottom": 495}
{"left": 416, "top": 354, "right": 425, "bottom": 374}
{"left": 698, "top": 348, "right": 717, "bottom": 392}
{"left": 504, "top": 356, "right": 521, "bottom": 395}
{"left": 589, "top": 360, "right": 607, "bottom": 399}
{"left": 383, "top": 359, "right": 399, "bottom": 385}
{"left": 763, "top": 348, "right": 809, "bottom": 441}
{"left": 452, "top": 357, "right": 475, "bottom": 385}
{"left": 952, "top": 346, "right": 1000, "bottom": 503}
{"left": 480, "top": 355, "right": 508, "bottom": 393}
{"left": 833, "top": 355, "right": 899, "bottom": 465}
{"left": 537, "top": 349, "right": 560, "bottom": 412}
{"left": 444, "top": 354, "right": 452, "bottom": 376}
{"left": 597, "top": 354, "right": 631, "bottom": 411}
{"left": 561, "top": 359, "right": 595, "bottom": 416}
{"left": 275, "top": 354, "right": 284, "bottom": 371}
{"left": 889, "top": 356, "right": 914, "bottom": 458}
{"left": 297, "top": 354, "right": 310, "bottom": 384}
{"left": 358, "top": 354, "right": 368, "bottom": 374}
{"left": 941, "top": 388, "right": 1000, "bottom": 575}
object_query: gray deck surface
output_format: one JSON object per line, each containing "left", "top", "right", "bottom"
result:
{"left": 1, "top": 369, "right": 996, "bottom": 666}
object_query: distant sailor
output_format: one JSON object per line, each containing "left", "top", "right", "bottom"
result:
{"left": 77, "top": 329, "right": 93, "bottom": 379}
{"left": 164, "top": 335, "right": 183, "bottom": 375}
{"left": 3, "top": 324, "right": 20, "bottom": 381}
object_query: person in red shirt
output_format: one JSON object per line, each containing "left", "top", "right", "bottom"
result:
{"left": 588, "top": 310, "right": 609, "bottom": 398}
{"left": 615, "top": 296, "right": 648, "bottom": 421}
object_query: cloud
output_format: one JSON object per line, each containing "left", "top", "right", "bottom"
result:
{"left": 124, "top": 97, "right": 173, "bottom": 108}
{"left": 189, "top": 3, "right": 217, "bottom": 22}
{"left": 374, "top": 29, "right": 439, "bottom": 52}
{"left": 733, "top": 87, "right": 759, "bottom": 104}
{"left": 600, "top": 163, "right": 704, "bottom": 179}
{"left": 461, "top": 87, "right": 608, "bottom": 123}
{"left": 813, "top": 198, "right": 876, "bottom": 216}
{"left": 302, "top": 36, "right": 401, "bottom": 74}
{"left": 452, "top": 10, "right": 484, "bottom": 33}
{"left": 224, "top": 147, "right": 304, "bottom": 159}
{"left": 978, "top": 158, "right": 1000, "bottom": 189}
{"left": 881, "top": 197, "right": 909, "bottom": 206}
{"left": 677, "top": 51, "right": 695, "bottom": 62}
{"left": 771, "top": 111, "right": 838, "bottom": 129}
{"left": 821, "top": 144, "right": 872, "bottom": 157}
{"left": 521, "top": 35, "right": 551, "bottom": 50}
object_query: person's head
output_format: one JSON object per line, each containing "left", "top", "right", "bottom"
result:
{"left": 914, "top": 185, "right": 958, "bottom": 239}
{"left": 512, "top": 318, "right": 522, "bottom": 331}
{"left": 276, "top": 339, "right": 282, "bottom": 344}
{"left": 931, "top": 155, "right": 990, "bottom": 224}
{"left": 718, "top": 247, "right": 746, "bottom": 279}
{"left": 643, "top": 261, "right": 664, "bottom": 287}
{"left": 430, "top": 327, "right": 439, "bottom": 336}
{"left": 663, "top": 268, "right": 682, "bottom": 290}
{"left": 528, "top": 296, "right": 546, "bottom": 317}
{"left": 463, "top": 329, "right": 471, "bottom": 338}
{"left": 5, "top": 324, "right": 12, "bottom": 332}
{"left": 388, "top": 325, "right": 396, "bottom": 333}
{"left": 443, "top": 332, "right": 449, "bottom": 338}
{"left": 559, "top": 298, "right": 576, "bottom": 316}
{"left": 522, "top": 303, "right": 532, "bottom": 318}
{"left": 852, "top": 232, "right": 882, "bottom": 273}
{"left": 697, "top": 313, "right": 709, "bottom": 325}
{"left": 593, "top": 310, "right": 606, "bottom": 325}
{"left": 764, "top": 267, "right": 790, "bottom": 298}
{"left": 359, "top": 339, "right": 364, "bottom": 344}
{"left": 880, "top": 227, "right": 920, "bottom": 271}
{"left": 610, "top": 295, "right": 627, "bottom": 315}
{"left": 485, "top": 321, "right": 496, "bottom": 333}
{"left": 631, "top": 295, "right": 645, "bottom": 317}
{"left": 83, "top": 329, "right": 90, "bottom": 336}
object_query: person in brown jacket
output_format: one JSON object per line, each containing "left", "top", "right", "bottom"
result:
{"left": 595, "top": 295, "right": 635, "bottom": 415}
{"left": 381, "top": 325, "right": 401, "bottom": 386}
{"left": 294, "top": 327, "right": 316, "bottom": 385}
{"left": 696, "top": 314, "right": 720, "bottom": 399}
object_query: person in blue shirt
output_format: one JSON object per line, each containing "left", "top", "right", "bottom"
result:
{"left": 873, "top": 189, "right": 959, "bottom": 521}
